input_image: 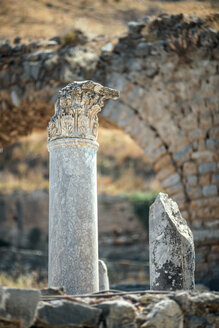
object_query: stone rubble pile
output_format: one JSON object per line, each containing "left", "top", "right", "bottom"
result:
{"left": 0, "top": 287, "right": 218, "bottom": 328}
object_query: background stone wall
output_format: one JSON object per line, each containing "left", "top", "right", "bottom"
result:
{"left": 0, "top": 14, "right": 218, "bottom": 286}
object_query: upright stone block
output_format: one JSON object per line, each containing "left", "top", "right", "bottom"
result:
{"left": 99, "top": 260, "right": 110, "bottom": 291}
{"left": 149, "top": 192, "right": 195, "bottom": 291}
{"left": 48, "top": 81, "right": 119, "bottom": 295}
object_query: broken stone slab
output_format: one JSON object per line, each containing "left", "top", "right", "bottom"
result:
{"left": 34, "top": 300, "right": 102, "bottom": 327}
{"left": 0, "top": 287, "right": 40, "bottom": 328}
{"left": 96, "top": 299, "right": 137, "bottom": 328}
{"left": 149, "top": 192, "right": 195, "bottom": 291}
{"left": 99, "top": 259, "right": 109, "bottom": 291}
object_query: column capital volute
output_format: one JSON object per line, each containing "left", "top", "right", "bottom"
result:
{"left": 48, "top": 80, "right": 119, "bottom": 143}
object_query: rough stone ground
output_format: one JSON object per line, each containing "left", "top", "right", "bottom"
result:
{"left": 0, "top": 287, "right": 219, "bottom": 328}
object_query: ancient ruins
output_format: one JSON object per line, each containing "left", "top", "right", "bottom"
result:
{"left": 0, "top": 15, "right": 218, "bottom": 286}
{"left": 0, "top": 11, "right": 219, "bottom": 328}
{"left": 48, "top": 81, "right": 119, "bottom": 294}
{"left": 149, "top": 193, "right": 195, "bottom": 291}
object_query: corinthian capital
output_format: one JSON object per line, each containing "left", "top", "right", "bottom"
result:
{"left": 48, "top": 80, "right": 119, "bottom": 142}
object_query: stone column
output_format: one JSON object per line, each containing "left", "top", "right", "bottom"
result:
{"left": 149, "top": 193, "right": 195, "bottom": 291}
{"left": 47, "top": 81, "right": 119, "bottom": 295}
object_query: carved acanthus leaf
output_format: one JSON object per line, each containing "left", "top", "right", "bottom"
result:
{"left": 48, "top": 80, "right": 119, "bottom": 142}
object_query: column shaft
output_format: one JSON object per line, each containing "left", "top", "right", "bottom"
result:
{"left": 48, "top": 139, "right": 99, "bottom": 294}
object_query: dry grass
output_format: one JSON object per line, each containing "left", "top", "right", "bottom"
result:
{"left": 0, "top": 272, "right": 47, "bottom": 289}
{"left": 0, "top": 128, "right": 160, "bottom": 194}
{"left": 0, "top": 0, "right": 217, "bottom": 41}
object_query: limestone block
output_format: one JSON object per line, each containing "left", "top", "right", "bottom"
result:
{"left": 127, "top": 86, "right": 145, "bottom": 112}
{"left": 154, "top": 155, "right": 172, "bottom": 172}
{"left": 108, "top": 101, "right": 130, "bottom": 124}
{"left": 99, "top": 259, "right": 110, "bottom": 291}
{"left": 193, "top": 229, "right": 219, "bottom": 246}
{"left": 186, "top": 185, "right": 202, "bottom": 200}
{"left": 141, "top": 298, "right": 183, "bottom": 328}
{"left": 149, "top": 193, "right": 195, "bottom": 291}
{"left": 151, "top": 145, "right": 167, "bottom": 162}
{"left": 172, "top": 145, "right": 192, "bottom": 164}
{"left": 202, "top": 185, "right": 218, "bottom": 197}
{"left": 212, "top": 174, "right": 219, "bottom": 183}
{"left": 35, "top": 300, "right": 102, "bottom": 327}
{"left": 161, "top": 173, "right": 180, "bottom": 189}
{"left": 135, "top": 42, "right": 151, "bottom": 57}
{"left": 209, "top": 126, "right": 219, "bottom": 139}
{"left": 199, "top": 174, "right": 211, "bottom": 185}
{"left": 191, "top": 151, "right": 214, "bottom": 162}
{"left": 144, "top": 138, "right": 163, "bottom": 158}
{"left": 0, "top": 287, "right": 40, "bottom": 328}
{"left": 156, "top": 165, "right": 176, "bottom": 181}
{"left": 165, "top": 182, "right": 184, "bottom": 196}
{"left": 183, "top": 162, "right": 197, "bottom": 176}
{"left": 97, "top": 299, "right": 136, "bottom": 328}
{"left": 186, "top": 174, "right": 198, "bottom": 187}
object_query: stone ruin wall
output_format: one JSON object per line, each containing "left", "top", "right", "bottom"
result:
{"left": 0, "top": 14, "right": 219, "bottom": 283}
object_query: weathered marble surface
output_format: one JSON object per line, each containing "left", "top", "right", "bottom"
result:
{"left": 99, "top": 259, "right": 109, "bottom": 291}
{"left": 48, "top": 138, "right": 99, "bottom": 295}
{"left": 47, "top": 81, "right": 119, "bottom": 295}
{"left": 149, "top": 193, "right": 195, "bottom": 291}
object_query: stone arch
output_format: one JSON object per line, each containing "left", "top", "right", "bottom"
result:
{"left": 0, "top": 14, "right": 219, "bottom": 282}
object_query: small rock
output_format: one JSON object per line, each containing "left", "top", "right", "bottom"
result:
{"left": 150, "top": 40, "right": 167, "bottom": 55}
{"left": 199, "top": 29, "right": 218, "bottom": 48}
{"left": 102, "top": 42, "right": 113, "bottom": 52}
{"left": 135, "top": 42, "right": 151, "bottom": 56}
{"left": 14, "top": 36, "right": 21, "bottom": 44}
{"left": 128, "top": 21, "right": 145, "bottom": 35}
{"left": 0, "top": 42, "right": 11, "bottom": 54}
{"left": 50, "top": 36, "right": 61, "bottom": 44}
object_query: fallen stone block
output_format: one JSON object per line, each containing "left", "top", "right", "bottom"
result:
{"left": 34, "top": 300, "right": 102, "bottom": 327}
{"left": 0, "top": 287, "right": 40, "bottom": 328}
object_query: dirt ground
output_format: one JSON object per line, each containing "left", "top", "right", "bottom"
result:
{"left": 0, "top": 0, "right": 218, "bottom": 41}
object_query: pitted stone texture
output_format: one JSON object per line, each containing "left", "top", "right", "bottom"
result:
{"left": 149, "top": 193, "right": 195, "bottom": 291}
{"left": 99, "top": 259, "right": 110, "bottom": 291}
{"left": 48, "top": 80, "right": 119, "bottom": 142}
{"left": 0, "top": 287, "right": 40, "bottom": 328}
{"left": 48, "top": 138, "right": 99, "bottom": 295}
